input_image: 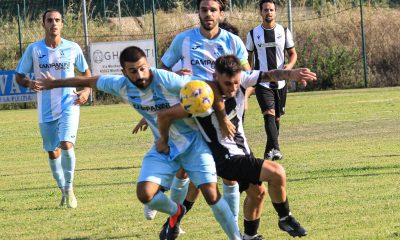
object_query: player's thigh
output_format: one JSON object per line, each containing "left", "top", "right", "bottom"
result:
{"left": 58, "top": 105, "right": 80, "bottom": 146}
{"left": 255, "top": 86, "right": 275, "bottom": 114}
{"left": 138, "top": 147, "right": 180, "bottom": 190}
{"left": 180, "top": 139, "right": 217, "bottom": 188}
{"left": 39, "top": 120, "right": 60, "bottom": 152}
{"left": 259, "top": 160, "right": 286, "bottom": 183}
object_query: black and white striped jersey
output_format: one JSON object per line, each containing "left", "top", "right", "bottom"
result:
{"left": 246, "top": 24, "right": 294, "bottom": 89}
{"left": 195, "top": 70, "right": 261, "bottom": 158}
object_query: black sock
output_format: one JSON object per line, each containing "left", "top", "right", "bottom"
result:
{"left": 264, "top": 114, "right": 279, "bottom": 151}
{"left": 244, "top": 218, "right": 260, "bottom": 236}
{"left": 183, "top": 199, "right": 194, "bottom": 213}
{"left": 275, "top": 120, "right": 280, "bottom": 134}
{"left": 272, "top": 199, "right": 290, "bottom": 219}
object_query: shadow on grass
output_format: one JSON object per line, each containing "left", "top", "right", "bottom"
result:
{"left": 366, "top": 154, "right": 400, "bottom": 158}
{"left": 61, "top": 234, "right": 141, "bottom": 240}
{"left": 289, "top": 164, "right": 400, "bottom": 182}
{"left": 0, "top": 181, "right": 134, "bottom": 192}
{"left": 0, "top": 166, "right": 140, "bottom": 177}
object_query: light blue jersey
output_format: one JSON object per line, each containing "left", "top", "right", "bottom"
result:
{"left": 97, "top": 68, "right": 202, "bottom": 161}
{"left": 161, "top": 28, "right": 248, "bottom": 81}
{"left": 16, "top": 38, "right": 88, "bottom": 123}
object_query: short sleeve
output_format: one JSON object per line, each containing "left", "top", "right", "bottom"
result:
{"left": 159, "top": 70, "right": 191, "bottom": 95}
{"left": 241, "top": 70, "right": 262, "bottom": 89}
{"left": 96, "top": 75, "right": 126, "bottom": 97}
{"left": 285, "top": 28, "right": 295, "bottom": 49}
{"left": 161, "top": 34, "right": 184, "bottom": 68}
{"left": 15, "top": 44, "right": 33, "bottom": 75}
{"left": 233, "top": 35, "right": 249, "bottom": 66}
{"left": 74, "top": 43, "right": 89, "bottom": 73}
{"left": 245, "top": 31, "right": 254, "bottom": 52}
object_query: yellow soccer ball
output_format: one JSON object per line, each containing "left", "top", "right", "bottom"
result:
{"left": 180, "top": 80, "right": 214, "bottom": 115}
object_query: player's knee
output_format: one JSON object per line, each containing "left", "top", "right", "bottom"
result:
{"left": 48, "top": 149, "right": 61, "bottom": 159}
{"left": 136, "top": 184, "right": 154, "bottom": 204}
{"left": 175, "top": 168, "right": 188, "bottom": 179}
{"left": 199, "top": 183, "right": 220, "bottom": 205}
{"left": 271, "top": 163, "right": 286, "bottom": 184}
{"left": 263, "top": 109, "right": 275, "bottom": 117}
{"left": 247, "top": 184, "right": 267, "bottom": 204}
{"left": 60, "top": 141, "right": 74, "bottom": 150}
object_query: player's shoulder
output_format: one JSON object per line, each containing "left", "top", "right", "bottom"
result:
{"left": 174, "top": 27, "right": 198, "bottom": 40}
{"left": 61, "top": 38, "right": 82, "bottom": 49}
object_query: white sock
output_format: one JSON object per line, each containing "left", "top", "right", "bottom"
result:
{"left": 61, "top": 148, "right": 76, "bottom": 190}
{"left": 223, "top": 182, "right": 240, "bottom": 226}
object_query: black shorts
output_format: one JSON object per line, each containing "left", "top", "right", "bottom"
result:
{"left": 255, "top": 84, "right": 288, "bottom": 117}
{"left": 215, "top": 154, "right": 264, "bottom": 192}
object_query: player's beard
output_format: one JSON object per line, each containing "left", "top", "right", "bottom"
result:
{"left": 265, "top": 16, "right": 273, "bottom": 23}
{"left": 200, "top": 17, "right": 218, "bottom": 31}
{"left": 128, "top": 76, "right": 149, "bottom": 89}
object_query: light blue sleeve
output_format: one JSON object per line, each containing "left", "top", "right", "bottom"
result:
{"left": 74, "top": 43, "right": 89, "bottom": 73}
{"left": 161, "top": 34, "right": 184, "bottom": 68}
{"left": 15, "top": 44, "right": 33, "bottom": 75}
{"left": 96, "top": 75, "right": 126, "bottom": 97}
{"left": 158, "top": 69, "right": 191, "bottom": 95}
{"left": 234, "top": 35, "right": 249, "bottom": 65}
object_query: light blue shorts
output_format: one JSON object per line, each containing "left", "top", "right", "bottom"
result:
{"left": 39, "top": 106, "right": 80, "bottom": 151}
{"left": 138, "top": 136, "right": 217, "bottom": 189}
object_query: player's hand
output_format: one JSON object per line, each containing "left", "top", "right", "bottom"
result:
{"left": 73, "top": 88, "right": 90, "bottom": 105}
{"left": 219, "top": 116, "right": 236, "bottom": 139}
{"left": 132, "top": 118, "right": 148, "bottom": 134}
{"left": 291, "top": 68, "right": 317, "bottom": 83}
{"left": 174, "top": 68, "right": 192, "bottom": 76}
{"left": 29, "top": 80, "right": 41, "bottom": 92}
{"left": 36, "top": 71, "right": 56, "bottom": 90}
{"left": 155, "top": 137, "right": 170, "bottom": 155}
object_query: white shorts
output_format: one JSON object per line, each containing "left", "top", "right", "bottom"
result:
{"left": 138, "top": 134, "right": 217, "bottom": 189}
{"left": 39, "top": 106, "right": 80, "bottom": 151}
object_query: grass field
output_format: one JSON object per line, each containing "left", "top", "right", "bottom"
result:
{"left": 1, "top": 87, "right": 399, "bottom": 240}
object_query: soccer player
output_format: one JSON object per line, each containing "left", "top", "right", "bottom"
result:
{"left": 156, "top": 55, "right": 316, "bottom": 239}
{"left": 15, "top": 9, "right": 91, "bottom": 208}
{"left": 246, "top": 0, "right": 299, "bottom": 161}
{"left": 35, "top": 46, "right": 242, "bottom": 240}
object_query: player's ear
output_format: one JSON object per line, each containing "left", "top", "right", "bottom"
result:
{"left": 121, "top": 68, "right": 127, "bottom": 76}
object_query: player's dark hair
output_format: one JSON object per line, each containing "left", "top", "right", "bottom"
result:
{"left": 197, "top": 0, "right": 226, "bottom": 11}
{"left": 119, "top": 46, "right": 147, "bottom": 68}
{"left": 42, "top": 9, "right": 63, "bottom": 23}
{"left": 259, "top": 0, "right": 276, "bottom": 10}
{"left": 219, "top": 20, "right": 239, "bottom": 36}
{"left": 215, "top": 55, "right": 242, "bottom": 77}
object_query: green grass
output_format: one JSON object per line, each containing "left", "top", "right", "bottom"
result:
{"left": 1, "top": 87, "right": 400, "bottom": 239}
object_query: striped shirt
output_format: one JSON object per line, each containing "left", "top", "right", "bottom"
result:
{"left": 162, "top": 27, "right": 248, "bottom": 81}
{"left": 16, "top": 38, "right": 88, "bottom": 123}
{"left": 246, "top": 24, "right": 294, "bottom": 89}
{"left": 97, "top": 68, "right": 201, "bottom": 161}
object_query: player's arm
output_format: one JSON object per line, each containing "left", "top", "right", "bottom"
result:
{"left": 284, "top": 47, "right": 297, "bottom": 70}
{"left": 206, "top": 81, "right": 236, "bottom": 139}
{"left": 260, "top": 68, "right": 316, "bottom": 83}
{"left": 74, "top": 68, "right": 92, "bottom": 105}
{"left": 36, "top": 72, "right": 99, "bottom": 90}
{"left": 15, "top": 73, "right": 40, "bottom": 92}
{"left": 156, "top": 104, "right": 190, "bottom": 154}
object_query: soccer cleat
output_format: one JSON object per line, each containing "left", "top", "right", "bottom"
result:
{"left": 271, "top": 149, "right": 283, "bottom": 161}
{"left": 278, "top": 215, "right": 307, "bottom": 237}
{"left": 59, "top": 195, "right": 66, "bottom": 207}
{"left": 144, "top": 205, "right": 158, "bottom": 220}
{"left": 160, "top": 204, "right": 186, "bottom": 240}
{"left": 159, "top": 219, "right": 186, "bottom": 240}
{"left": 265, "top": 150, "right": 273, "bottom": 160}
{"left": 65, "top": 189, "right": 77, "bottom": 209}
{"left": 243, "top": 234, "right": 265, "bottom": 240}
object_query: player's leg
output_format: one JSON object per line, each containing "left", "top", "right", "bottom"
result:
{"left": 182, "top": 140, "right": 241, "bottom": 240}
{"left": 242, "top": 184, "right": 267, "bottom": 240}
{"left": 255, "top": 87, "right": 281, "bottom": 160}
{"left": 138, "top": 148, "right": 184, "bottom": 240}
{"left": 222, "top": 178, "right": 240, "bottom": 227}
{"left": 39, "top": 120, "right": 65, "bottom": 206}
{"left": 58, "top": 106, "right": 80, "bottom": 208}
{"left": 183, "top": 181, "right": 200, "bottom": 214}
{"left": 145, "top": 168, "right": 189, "bottom": 221}
{"left": 259, "top": 161, "right": 307, "bottom": 237}
{"left": 273, "top": 85, "right": 288, "bottom": 159}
